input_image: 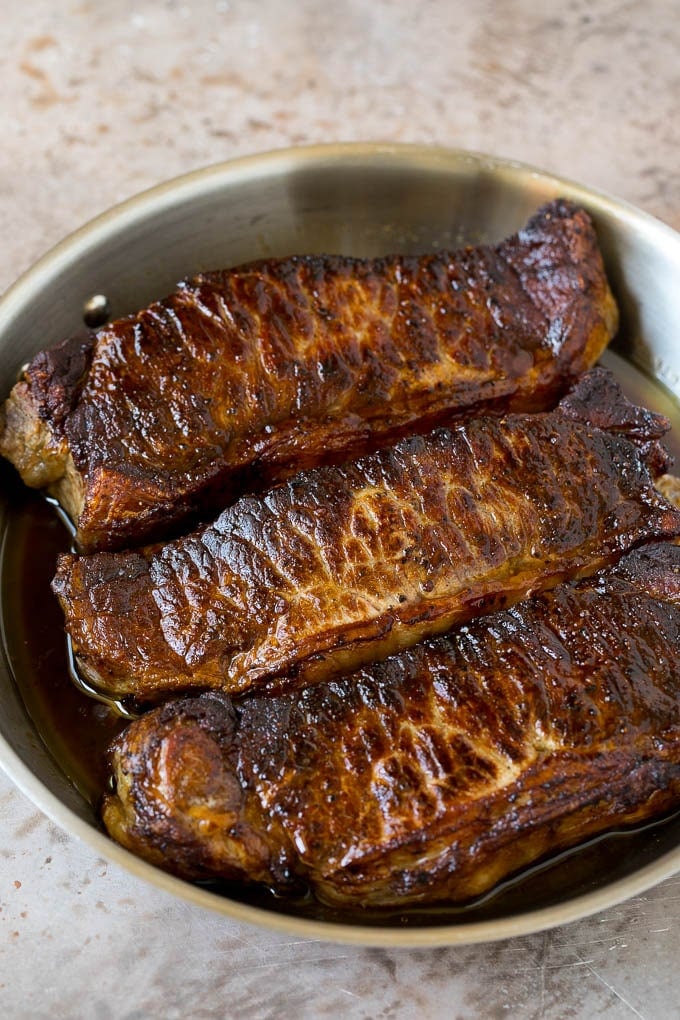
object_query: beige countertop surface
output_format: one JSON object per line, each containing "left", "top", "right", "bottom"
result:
{"left": 1, "top": 2, "right": 679, "bottom": 1017}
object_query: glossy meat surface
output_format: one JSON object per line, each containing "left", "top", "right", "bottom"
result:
{"left": 52, "top": 370, "right": 680, "bottom": 701}
{"left": 102, "top": 541, "right": 680, "bottom": 908}
{"left": 0, "top": 200, "right": 617, "bottom": 551}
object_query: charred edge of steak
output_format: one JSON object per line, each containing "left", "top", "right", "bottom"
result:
{"left": 0, "top": 332, "right": 93, "bottom": 511}
{"left": 558, "top": 366, "right": 672, "bottom": 475}
{"left": 102, "top": 693, "right": 284, "bottom": 887}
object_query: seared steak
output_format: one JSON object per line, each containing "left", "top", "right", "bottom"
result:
{"left": 1, "top": 200, "right": 617, "bottom": 551}
{"left": 52, "top": 370, "right": 680, "bottom": 702}
{"left": 102, "top": 540, "right": 680, "bottom": 908}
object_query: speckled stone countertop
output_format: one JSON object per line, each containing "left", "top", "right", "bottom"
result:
{"left": 2, "top": 2, "right": 680, "bottom": 1017}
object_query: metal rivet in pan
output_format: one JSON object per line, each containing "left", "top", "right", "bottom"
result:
{"left": 16, "top": 361, "right": 30, "bottom": 382}
{"left": 82, "top": 293, "right": 111, "bottom": 328}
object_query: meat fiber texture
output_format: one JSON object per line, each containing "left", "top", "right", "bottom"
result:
{"left": 0, "top": 199, "right": 618, "bottom": 552}
{"left": 102, "top": 540, "right": 680, "bottom": 908}
{"left": 52, "top": 368, "right": 680, "bottom": 703}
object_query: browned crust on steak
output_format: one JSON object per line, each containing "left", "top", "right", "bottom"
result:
{"left": 52, "top": 370, "right": 680, "bottom": 702}
{"left": 1, "top": 200, "right": 618, "bottom": 551}
{"left": 101, "top": 541, "right": 680, "bottom": 907}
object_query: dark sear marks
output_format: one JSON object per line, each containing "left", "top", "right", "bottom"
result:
{"left": 102, "top": 541, "right": 680, "bottom": 908}
{"left": 52, "top": 370, "right": 680, "bottom": 703}
{"left": 0, "top": 200, "right": 617, "bottom": 552}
